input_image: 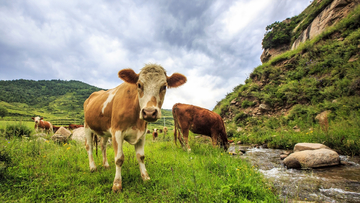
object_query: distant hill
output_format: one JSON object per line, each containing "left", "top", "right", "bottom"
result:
{"left": 0, "top": 79, "right": 104, "bottom": 123}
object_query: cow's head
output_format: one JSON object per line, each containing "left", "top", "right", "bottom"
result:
{"left": 32, "top": 116, "right": 43, "bottom": 124}
{"left": 118, "top": 63, "right": 186, "bottom": 122}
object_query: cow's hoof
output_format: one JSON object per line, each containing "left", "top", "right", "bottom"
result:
{"left": 141, "top": 172, "right": 150, "bottom": 181}
{"left": 112, "top": 181, "right": 122, "bottom": 193}
{"left": 103, "top": 164, "right": 110, "bottom": 169}
{"left": 90, "top": 167, "right": 97, "bottom": 172}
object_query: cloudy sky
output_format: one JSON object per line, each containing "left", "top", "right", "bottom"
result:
{"left": 0, "top": 0, "right": 310, "bottom": 110}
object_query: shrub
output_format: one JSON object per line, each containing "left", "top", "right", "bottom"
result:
{"left": 5, "top": 123, "right": 32, "bottom": 138}
{"left": 241, "top": 100, "right": 256, "bottom": 108}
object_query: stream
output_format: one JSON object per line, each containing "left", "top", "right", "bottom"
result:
{"left": 229, "top": 145, "right": 360, "bottom": 202}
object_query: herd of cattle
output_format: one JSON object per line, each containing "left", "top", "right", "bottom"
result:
{"left": 32, "top": 64, "right": 230, "bottom": 192}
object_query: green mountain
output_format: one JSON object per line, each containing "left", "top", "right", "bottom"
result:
{"left": 0, "top": 79, "right": 104, "bottom": 124}
{"left": 214, "top": 1, "right": 360, "bottom": 154}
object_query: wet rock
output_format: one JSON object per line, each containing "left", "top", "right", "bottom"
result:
{"left": 236, "top": 140, "right": 242, "bottom": 145}
{"left": 294, "top": 143, "right": 330, "bottom": 152}
{"left": 283, "top": 149, "right": 340, "bottom": 169}
{"left": 262, "top": 144, "right": 268, "bottom": 148}
{"left": 280, "top": 154, "right": 288, "bottom": 160}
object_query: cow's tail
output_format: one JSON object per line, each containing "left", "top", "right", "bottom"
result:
{"left": 92, "top": 133, "right": 98, "bottom": 157}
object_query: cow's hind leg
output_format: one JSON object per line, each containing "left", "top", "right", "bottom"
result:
{"left": 135, "top": 133, "right": 150, "bottom": 181}
{"left": 182, "top": 129, "right": 191, "bottom": 151}
{"left": 100, "top": 137, "right": 110, "bottom": 168}
{"left": 85, "top": 128, "right": 97, "bottom": 172}
{"left": 112, "top": 131, "right": 125, "bottom": 192}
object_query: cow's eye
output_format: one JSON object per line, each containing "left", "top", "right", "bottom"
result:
{"left": 137, "top": 83, "right": 142, "bottom": 89}
{"left": 161, "top": 85, "right": 166, "bottom": 92}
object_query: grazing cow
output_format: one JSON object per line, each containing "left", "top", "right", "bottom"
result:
{"left": 84, "top": 63, "right": 186, "bottom": 192}
{"left": 69, "top": 124, "right": 84, "bottom": 130}
{"left": 172, "top": 103, "right": 229, "bottom": 151}
{"left": 152, "top": 128, "right": 158, "bottom": 140}
{"left": 32, "top": 116, "right": 53, "bottom": 133}
{"left": 146, "top": 129, "right": 151, "bottom": 134}
{"left": 53, "top": 125, "right": 61, "bottom": 133}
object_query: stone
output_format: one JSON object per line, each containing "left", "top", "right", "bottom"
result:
{"left": 71, "top": 127, "right": 86, "bottom": 143}
{"left": 33, "top": 133, "right": 47, "bottom": 137}
{"left": 283, "top": 148, "right": 340, "bottom": 169}
{"left": 51, "top": 126, "right": 71, "bottom": 143}
{"left": 280, "top": 154, "right": 288, "bottom": 160}
{"left": 294, "top": 143, "right": 330, "bottom": 152}
{"left": 259, "top": 104, "right": 269, "bottom": 112}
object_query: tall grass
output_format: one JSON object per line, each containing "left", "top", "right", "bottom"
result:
{"left": 0, "top": 124, "right": 279, "bottom": 202}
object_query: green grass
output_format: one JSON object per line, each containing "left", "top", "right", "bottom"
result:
{"left": 0, "top": 124, "right": 279, "bottom": 202}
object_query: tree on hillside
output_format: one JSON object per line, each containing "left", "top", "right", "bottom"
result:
{"left": 0, "top": 107, "right": 8, "bottom": 118}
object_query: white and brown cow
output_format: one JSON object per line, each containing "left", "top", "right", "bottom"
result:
{"left": 31, "top": 116, "right": 53, "bottom": 133}
{"left": 84, "top": 63, "right": 186, "bottom": 192}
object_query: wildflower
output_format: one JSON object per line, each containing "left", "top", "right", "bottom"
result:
{"left": 63, "top": 143, "right": 67, "bottom": 146}
{"left": 67, "top": 147, "right": 71, "bottom": 150}
{"left": 43, "top": 156, "right": 46, "bottom": 158}
{"left": 221, "top": 153, "right": 223, "bottom": 155}
{"left": 236, "top": 169, "right": 240, "bottom": 171}
{"left": 306, "top": 132, "right": 309, "bottom": 134}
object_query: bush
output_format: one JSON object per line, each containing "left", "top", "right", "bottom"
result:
{"left": 0, "top": 149, "right": 12, "bottom": 180}
{"left": 5, "top": 124, "right": 32, "bottom": 138}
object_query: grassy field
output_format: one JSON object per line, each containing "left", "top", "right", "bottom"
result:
{"left": 0, "top": 123, "right": 280, "bottom": 202}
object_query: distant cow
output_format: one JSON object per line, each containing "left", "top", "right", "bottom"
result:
{"left": 84, "top": 63, "right": 186, "bottom": 192}
{"left": 172, "top": 103, "right": 229, "bottom": 151}
{"left": 146, "top": 129, "right": 151, "bottom": 134}
{"left": 69, "top": 124, "right": 84, "bottom": 130}
{"left": 163, "top": 126, "right": 168, "bottom": 134}
{"left": 152, "top": 128, "right": 158, "bottom": 140}
{"left": 53, "top": 125, "right": 61, "bottom": 132}
{"left": 32, "top": 116, "right": 53, "bottom": 133}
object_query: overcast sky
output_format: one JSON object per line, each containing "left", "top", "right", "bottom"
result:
{"left": 0, "top": 0, "right": 310, "bottom": 110}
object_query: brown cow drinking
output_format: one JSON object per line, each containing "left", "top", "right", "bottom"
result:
{"left": 32, "top": 116, "right": 53, "bottom": 133}
{"left": 83, "top": 63, "right": 186, "bottom": 192}
{"left": 172, "top": 103, "right": 229, "bottom": 151}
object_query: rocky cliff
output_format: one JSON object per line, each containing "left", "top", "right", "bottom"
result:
{"left": 260, "top": 0, "right": 360, "bottom": 63}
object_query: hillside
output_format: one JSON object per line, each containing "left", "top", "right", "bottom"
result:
{"left": 214, "top": 1, "right": 360, "bottom": 154}
{"left": 0, "top": 79, "right": 103, "bottom": 123}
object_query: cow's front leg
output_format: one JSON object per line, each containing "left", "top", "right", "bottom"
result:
{"left": 135, "top": 134, "right": 150, "bottom": 181}
{"left": 101, "top": 137, "right": 110, "bottom": 168}
{"left": 85, "top": 128, "right": 97, "bottom": 172}
{"left": 112, "top": 131, "right": 124, "bottom": 192}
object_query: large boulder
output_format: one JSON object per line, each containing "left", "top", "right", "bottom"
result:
{"left": 283, "top": 148, "right": 340, "bottom": 169}
{"left": 294, "top": 143, "right": 330, "bottom": 152}
{"left": 72, "top": 127, "right": 86, "bottom": 143}
{"left": 51, "top": 126, "right": 71, "bottom": 143}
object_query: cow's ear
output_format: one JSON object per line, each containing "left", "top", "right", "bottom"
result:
{"left": 167, "top": 73, "right": 187, "bottom": 88}
{"left": 40, "top": 117, "right": 43, "bottom": 120}
{"left": 31, "top": 117, "right": 34, "bottom": 120}
{"left": 118, "top": 69, "right": 138, "bottom": 84}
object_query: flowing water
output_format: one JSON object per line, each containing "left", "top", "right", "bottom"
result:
{"left": 228, "top": 145, "right": 360, "bottom": 202}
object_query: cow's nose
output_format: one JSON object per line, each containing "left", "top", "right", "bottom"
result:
{"left": 142, "top": 108, "right": 158, "bottom": 122}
